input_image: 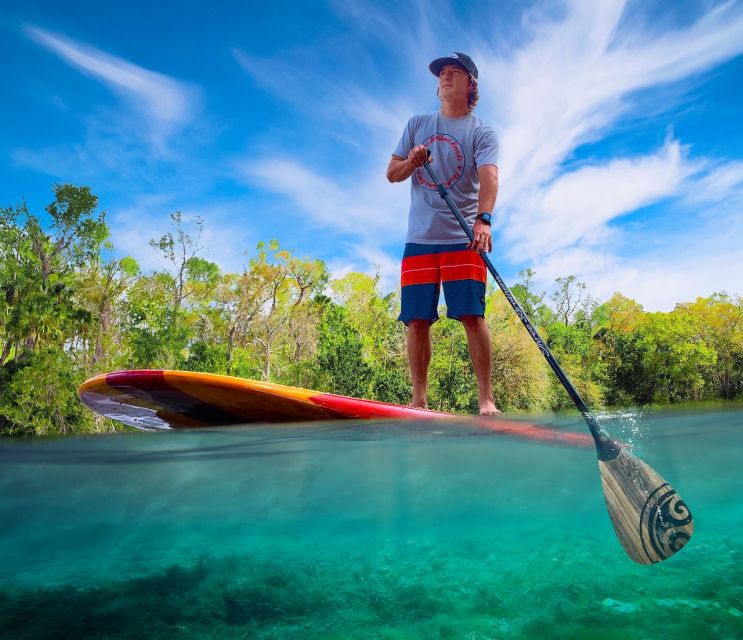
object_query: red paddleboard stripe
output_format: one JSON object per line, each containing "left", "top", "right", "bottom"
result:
{"left": 308, "top": 393, "right": 593, "bottom": 448}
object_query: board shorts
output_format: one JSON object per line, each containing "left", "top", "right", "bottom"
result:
{"left": 398, "top": 243, "right": 487, "bottom": 325}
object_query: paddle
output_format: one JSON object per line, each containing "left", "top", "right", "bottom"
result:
{"left": 422, "top": 152, "right": 693, "bottom": 564}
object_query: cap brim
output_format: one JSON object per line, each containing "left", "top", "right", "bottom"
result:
{"left": 429, "top": 56, "right": 468, "bottom": 77}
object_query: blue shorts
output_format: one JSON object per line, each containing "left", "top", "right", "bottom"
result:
{"left": 398, "top": 243, "right": 487, "bottom": 325}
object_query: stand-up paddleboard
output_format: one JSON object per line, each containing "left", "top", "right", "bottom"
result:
{"left": 78, "top": 370, "right": 593, "bottom": 447}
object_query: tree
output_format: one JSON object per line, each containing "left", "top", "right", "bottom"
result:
{"left": 247, "top": 241, "right": 328, "bottom": 381}
{"left": 610, "top": 311, "right": 717, "bottom": 404}
{"left": 484, "top": 291, "right": 551, "bottom": 410}
{"left": 677, "top": 293, "right": 742, "bottom": 399}
{"left": 331, "top": 272, "right": 409, "bottom": 402}
{"left": 316, "top": 302, "right": 372, "bottom": 397}
{"left": 0, "top": 185, "right": 108, "bottom": 363}
{"left": 147, "top": 213, "right": 221, "bottom": 368}
{"left": 0, "top": 347, "right": 98, "bottom": 435}
{"left": 550, "top": 275, "right": 587, "bottom": 325}
{"left": 510, "top": 268, "right": 549, "bottom": 324}
{"left": 428, "top": 320, "right": 478, "bottom": 413}
{"left": 76, "top": 254, "right": 140, "bottom": 371}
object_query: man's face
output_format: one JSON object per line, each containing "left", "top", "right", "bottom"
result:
{"left": 438, "top": 64, "right": 470, "bottom": 101}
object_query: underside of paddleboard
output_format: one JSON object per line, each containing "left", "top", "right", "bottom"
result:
{"left": 78, "top": 370, "right": 593, "bottom": 447}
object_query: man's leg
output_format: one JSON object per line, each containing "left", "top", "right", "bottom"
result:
{"left": 407, "top": 319, "right": 432, "bottom": 408}
{"left": 460, "top": 315, "right": 499, "bottom": 415}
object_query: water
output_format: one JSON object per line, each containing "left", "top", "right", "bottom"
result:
{"left": 1, "top": 406, "right": 741, "bottom": 639}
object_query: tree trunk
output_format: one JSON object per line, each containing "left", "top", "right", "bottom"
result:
{"left": 0, "top": 338, "right": 12, "bottom": 367}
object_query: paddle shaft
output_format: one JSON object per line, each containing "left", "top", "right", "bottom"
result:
{"left": 422, "top": 158, "right": 618, "bottom": 460}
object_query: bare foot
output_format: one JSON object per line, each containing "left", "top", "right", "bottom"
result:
{"left": 409, "top": 402, "right": 429, "bottom": 410}
{"left": 479, "top": 398, "right": 501, "bottom": 416}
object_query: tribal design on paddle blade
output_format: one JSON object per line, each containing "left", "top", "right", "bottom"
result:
{"left": 599, "top": 448, "right": 694, "bottom": 564}
{"left": 640, "top": 484, "right": 693, "bottom": 563}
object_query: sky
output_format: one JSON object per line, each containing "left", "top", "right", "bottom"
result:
{"left": 1, "top": 0, "right": 742, "bottom": 312}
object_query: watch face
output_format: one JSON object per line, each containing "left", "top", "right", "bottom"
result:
{"left": 481, "top": 212, "right": 492, "bottom": 223}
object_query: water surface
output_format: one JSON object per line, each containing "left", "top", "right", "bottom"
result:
{"left": 1, "top": 406, "right": 741, "bottom": 639}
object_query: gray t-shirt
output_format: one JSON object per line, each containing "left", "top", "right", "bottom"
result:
{"left": 393, "top": 111, "right": 499, "bottom": 244}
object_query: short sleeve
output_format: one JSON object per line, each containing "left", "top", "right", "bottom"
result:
{"left": 392, "top": 117, "right": 416, "bottom": 159}
{"left": 474, "top": 127, "right": 499, "bottom": 168}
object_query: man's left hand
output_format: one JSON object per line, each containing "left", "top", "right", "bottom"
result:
{"left": 468, "top": 220, "right": 492, "bottom": 253}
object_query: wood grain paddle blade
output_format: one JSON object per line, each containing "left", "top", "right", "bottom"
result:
{"left": 599, "top": 447, "right": 693, "bottom": 564}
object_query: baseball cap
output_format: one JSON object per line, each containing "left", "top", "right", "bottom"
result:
{"left": 428, "top": 52, "right": 478, "bottom": 79}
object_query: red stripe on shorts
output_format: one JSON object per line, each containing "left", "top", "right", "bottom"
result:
{"left": 401, "top": 254, "right": 440, "bottom": 286}
{"left": 439, "top": 250, "right": 487, "bottom": 282}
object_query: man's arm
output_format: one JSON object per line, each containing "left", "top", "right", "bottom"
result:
{"left": 386, "top": 144, "right": 429, "bottom": 182}
{"left": 469, "top": 164, "right": 499, "bottom": 252}
{"left": 478, "top": 164, "right": 499, "bottom": 213}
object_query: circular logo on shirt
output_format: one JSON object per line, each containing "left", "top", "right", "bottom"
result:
{"left": 415, "top": 132, "right": 466, "bottom": 191}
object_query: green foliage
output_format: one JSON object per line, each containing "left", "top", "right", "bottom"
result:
{"left": 511, "top": 268, "right": 551, "bottom": 326}
{"left": 316, "top": 303, "right": 372, "bottom": 398}
{"left": 0, "top": 185, "right": 109, "bottom": 365}
{"left": 2, "top": 185, "right": 741, "bottom": 435}
{"left": 124, "top": 273, "right": 186, "bottom": 368}
{"left": 429, "top": 320, "right": 478, "bottom": 413}
{"left": 607, "top": 310, "right": 717, "bottom": 403}
{"left": 487, "top": 293, "right": 553, "bottom": 412}
{"left": 0, "top": 347, "right": 94, "bottom": 435}
{"left": 331, "top": 272, "right": 409, "bottom": 403}
{"left": 182, "top": 342, "right": 229, "bottom": 374}
{"left": 681, "top": 293, "right": 743, "bottom": 399}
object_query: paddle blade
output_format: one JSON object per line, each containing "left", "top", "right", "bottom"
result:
{"left": 598, "top": 447, "right": 693, "bottom": 564}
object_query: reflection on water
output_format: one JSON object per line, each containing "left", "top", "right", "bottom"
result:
{"left": 1, "top": 407, "right": 741, "bottom": 639}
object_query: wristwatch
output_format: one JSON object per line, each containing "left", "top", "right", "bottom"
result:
{"left": 476, "top": 212, "right": 492, "bottom": 225}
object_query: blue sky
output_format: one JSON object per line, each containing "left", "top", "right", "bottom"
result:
{"left": 2, "top": 0, "right": 742, "bottom": 311}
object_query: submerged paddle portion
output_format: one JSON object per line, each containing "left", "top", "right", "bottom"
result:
{"left": 600, "top": 448, "right": 693, "bottom": 564}
{"left": 422, "top": 154, "right": 693, "bottom": 563}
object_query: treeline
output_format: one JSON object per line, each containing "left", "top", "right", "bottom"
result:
{"left": 1, "top": 185, "right": 741, "bottom": 436}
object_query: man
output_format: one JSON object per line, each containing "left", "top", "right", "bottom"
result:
{"left": 386, "top": 52, "right": 500, "bottom": 415}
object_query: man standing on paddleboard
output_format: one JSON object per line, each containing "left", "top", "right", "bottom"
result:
{"left": 386, "top": 52, "right": 500, "bottom": 415}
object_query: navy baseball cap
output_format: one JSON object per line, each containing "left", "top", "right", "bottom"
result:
{"left": 429, "top": 52, "right": 478, "bottom": 79}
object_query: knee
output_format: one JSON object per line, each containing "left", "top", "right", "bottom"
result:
{"left": 459, "top": 315, "right": 485, "bottom": 329}
{"left": 407, "top": 319, "right": 432, "bottom": 337}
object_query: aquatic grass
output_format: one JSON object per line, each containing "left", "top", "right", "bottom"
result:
{"left": 1, "top": 544, "right": 742, "bottom": 639}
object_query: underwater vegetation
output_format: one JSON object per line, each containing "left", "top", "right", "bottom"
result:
{"left": 2, "top": 542, "right": 741, "bottom": 640}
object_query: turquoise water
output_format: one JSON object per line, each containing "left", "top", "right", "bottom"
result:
{"left": 1, "top": 407, "right": 741, "bottom": 639}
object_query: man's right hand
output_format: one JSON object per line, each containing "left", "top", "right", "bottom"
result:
{"left": 386, "top": 146, "right": 429, "bottom": 183}
{"left": 407, "top": 145, "right": 428, "bottom": 168}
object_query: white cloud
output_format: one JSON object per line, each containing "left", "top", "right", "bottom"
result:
{"left": 584, "top": 246, "right": 743, "bottom": 312}
{"left": 684, "top": 160, "right": 743, "bottom": 205}
{"left": 504, "top": 139, "right": 699, "bottom": 259}
{"left": 16, "top": 2, "right": 741, "bottom": 315}
{"left": 236, "top": 157, "right": 409, "bottom": 240}
{"left": 325, "top": 246, "right": 401, "bottom": 303}
{"left": 230, "top": 1, "right": 743, "bottom": 315}
{"left": 26, "top": 26, "right": 200, "bottom": 150}
{"left": 484, "top": 0, "right": 743, "bottom": 202}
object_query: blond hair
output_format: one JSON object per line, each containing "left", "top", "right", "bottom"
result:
{"left": 468, "top": 76, "right": 479, "bottom": 112}
{"left": 437, "top": 74, "right": 479, "bottom": 113}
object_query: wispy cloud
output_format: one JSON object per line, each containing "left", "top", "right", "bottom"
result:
{"left": 233, "top": 0, "right": 743, "bottom": 309}
{"left": 236, "top": 157, "right": 408, "bottom": 240}
{"left": 504, "top": 138, "right": 699, "bottom": 258}
{"left": 684, "top": 160, "right": 743, "bottom": 205}
{"left": 11, "top": 3, "right": 740, "bottom": 311}
{"left": 485, "top": 0, "right": 743, "bottom": 198}
{"left": 25, "top": 26, "right": 200, "bottom": 150}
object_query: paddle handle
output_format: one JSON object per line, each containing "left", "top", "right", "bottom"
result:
{"left": 421, "top": 155, "right": 618, "bottom": 460}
